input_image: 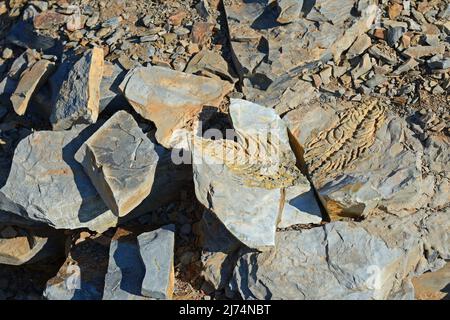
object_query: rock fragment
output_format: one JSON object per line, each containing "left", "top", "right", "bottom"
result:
{"left": 285, "top": 98, "right": 434, "bottom": 218}
{"left": 50, "top": 47, "right": 104, "bottom": 130}
{"left": 120, "top": 65, "right": 233, "bottom": 148}
{"left": 11, "top": 59, "right": 55, "bottom": 115}
{"left": 138, "top": 225, "right": 175, "bottom": 300}
{"left": 0, "top": 125, "right": 117, "bottom": 232}
{"left": 231, "top": 208, "right": 450, "bottom": 300}
{"left": 75, "top": 111, "right": 159, "bottom": 217}
{"left": 193, "top": 99, "right": 311, "bottom": 248}
{"left": 276, "top": 0, "right": 303, "bottom": 24}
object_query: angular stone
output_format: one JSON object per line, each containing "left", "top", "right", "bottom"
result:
{"left": 103, "top": 230, "right": 148, "bottom": 300}
{"left": 99, "top": 61, "right": 127, "bottom": 113}
{"left": 351, "top": 53, "right": 373, "bottom": 80}
{"left": 346, "top": 34, "right": 372, "bottom": 59}
{"left": 279, "top": 188, "right": 322, "bottom": 228}
{"left": 33, "top": 11, "right": 66, "bottom": 30}
{"left": 0, "top": 125, "right": 118, "bottom": 232}
{"left": 119, "top": 65, "right": 233, "bottom": 148}
{"left": 224, "top": 0, "right": 377, "bottom": 106}
{"left": 393, "top": 58, "right": 419, "bottom": 75}
{"left": 185, "top": 49, "right": 235, "bottom": 83}
{"left": 276, "top": 0, "right": 303, "bottom": 24}
{"left": 7, "top": 21, "right": 63, "bottom": 57}
{"left": 403, "top": 45, "right": 446, "bottom": 59}
{"left": 138, "top": 225, "right": 175, "bottom": 300}
{"left": 285, "top": 98, "right": 434, "bottom": 219}
{"left": 75, "top": 111, "right": 159, "bottom": 217}
{"left": 50, "top": 47, "right": 104, "bottom": 130}
{"left": 231, "top": 208, "right": 450, "bottom": 300}
{"left": 10, "top": 59, "right": 55, "bottom": 115}
{"left": 192, "top": 99, "right": 311, "bottom": 248}
{"left": 387, "top": 26, "right": 405, "bottom": 47}
{"left": 329, "top": 4, "right": 378, "bottom": 63}
{"left": 368, "top": 43, "right": 398, "bottom": 65}
{"left": 44, "top": 233, "right": 110, "bottom": 300}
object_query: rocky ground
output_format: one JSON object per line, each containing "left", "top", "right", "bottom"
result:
{"left": 0, "top": 0, "right": 448, "bottom": 300}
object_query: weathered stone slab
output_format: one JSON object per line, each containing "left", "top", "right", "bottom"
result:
{"left": 0, "top": 125, "right": 118, "bottom": 232}
{"left": 230, "top": 208, "right": 450, "bottom": 300}
{"left": 99, "top": 61, "right": 127, "bottom": 113}
{"left": 11, "top": 59, "right": 55, "bottom": 115}
{"left": 137, "top": 225, "right": 175, "bottom": 300}
{"left": 50, "top": 47, "right": 104, "bottom": 130}
{"left": 103, "top": 230, "right": 148, "bottom": 300}
{"left": 192, "top": 99, "right": 311, "bottom": 248}
{"left": 276, "top": 0, "right": 304, "bottom": 24}
{"left": 75, "top": 111, "right": 159, "bottom": 217}
{"left": 224, "top": 0, "right": 377, "bottom": 104}
{"left": 284, "top": 98, "right": 434, "bottom": 218}
{"left": 120, "top": 65, "right": 233, "bottom": 148}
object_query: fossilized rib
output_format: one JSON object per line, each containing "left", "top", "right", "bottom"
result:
{"left": 195, "top": 134, "right": 302, "bottom": 190}
{"left": 304, "top": 100, "right": 386, "bottom": 179}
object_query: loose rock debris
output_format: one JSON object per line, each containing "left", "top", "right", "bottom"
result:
{"left": 0, "top": 0, "right": 448, "bottom": 300}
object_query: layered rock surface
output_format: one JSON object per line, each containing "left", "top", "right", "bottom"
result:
{"left": 231, "top": 208, "right": 450, "bottom": 300}
{"left": 0, "top": 125, "right": 118, "bottom": 232}
{"left": 75, "top": 111, "right": 159, "bottom": 217}
{"left": 193, "top": 99, "right": 318, "bottom": 248}
{"left": 50, "top": 47, "right": 104, "bottom": 130}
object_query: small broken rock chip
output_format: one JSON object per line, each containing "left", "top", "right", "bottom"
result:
{"left": 138, "top": 225, "right": 175, "bottom": 300}
{"left": 11, "top": 59, "right": 55, "bottom": 115}
{"left": 120, "top": 65, "right": 233, "bottom": 148}
{"left": 193, "top": 99, "right": 311, "bottom": 248}
{"left": 75, "top": 111, "right": 159, "bottom": 217}
{"left": 0, "top": 126, "right": 117, "bottom": 232}
{"left": 50, "top": 47, "right": 104, "bottom": 130}
{"left": 276, "top": 0, "right": 303, "bottom": 24}
{"left": 285, "top": 99, "right": 433, "bottom": 218}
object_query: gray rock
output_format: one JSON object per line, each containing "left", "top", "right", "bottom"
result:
{"left": 138, "top": 225, "right": 175, "bottom": 300}
{"left": 276, "top": 0, "right": 304, "bottom": 24}
{"left": 351, "top": 53, "right": 373, "bottom": 80}
{"left": 199, "top": 210, "right": 242, "bottom": 290}
{"left": 368, "top": 44, "right": 398, "bottom": 65}
{"left": 193, "top": 99, "right": 311, "bottom": 248}
{"left": 224, "top": 0, "right": 377, "bottom": 106}
{"left": 99, "top": 61, "right": 127, "bottom": 113}
{"left": 75, "top": 111, "right": 159, "bottom": 217}
{"left": 50, "top": 47, "right": 104, "bottom": 130}
{"left": 0, "top": 125, "right": 118, "bottom": 232}
{"left": 393, "top": 58, "right": 419, "bottom": 75}
{"left": 387, "top": 27, "right": 405, "bottom": 47}
{"left": 346, "top": 34, "right": 372, "bottom": 59}
{"left": 103, "top": 231, "right": 149, "bottom": 300}
{"left": 119, "top": 65, "right": 233, "bottom": 148}
{"left": 285, "top": 98, "right": 434, "bottom": 218}
{"left": 403, "top": 45, "right": 446, "bottom": 59}
{"left": 231, "top": 208, "right": 450, "bottom": 300}
{"left": 11, "top": 59, "right": 55, "bottom": 115}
